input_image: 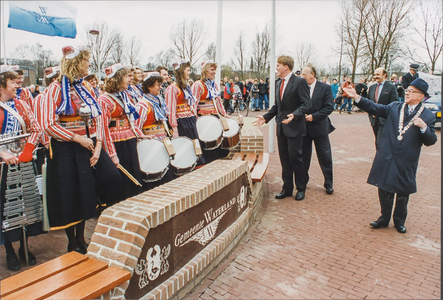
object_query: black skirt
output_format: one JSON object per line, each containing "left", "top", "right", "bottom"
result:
{"left": 46, "top": 139, "right": 121, "bottom": 230}
{"left": 1, "top": 163, "right": 45, "bottom": 244}
{"left": 177, "top": 116, "right": 206, "bottom": 166}
{"left": 112, "top": 138, "right": 143, "bottom": 200}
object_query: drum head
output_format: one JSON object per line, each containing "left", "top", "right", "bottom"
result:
{"left": 223, "top": 118, "right": 240, "bottom": 138}
{"left": 137, "top": 139, "right": 170, "bottom": 173}
{"left": 171, "top": 137, "right": 198, "bottom": 169}
{"left": 197, "top": 115, "right": 223, "bottom": 142}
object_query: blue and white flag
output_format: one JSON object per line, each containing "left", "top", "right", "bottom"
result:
{"left": 8, "top": 1, "right": 78, "bottom": 38}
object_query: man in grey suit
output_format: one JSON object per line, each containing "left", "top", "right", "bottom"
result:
{"left": 368, "top": 68, "right": 398, "bottom": 147}
{"left": 253, "top": 55, "right": 310, "bottom": 201}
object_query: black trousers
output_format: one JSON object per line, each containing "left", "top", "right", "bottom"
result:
{"left": 377, "top": 188, "right": 410, "bottom": 227}
{"left": 277, "top": 135, "right": 307, "bottom": 192}
{"left": 372, "top": 119, "right": 384, "bottom": 149}
{"left": 302, "top": 134, "right": 333, "bottom": 189}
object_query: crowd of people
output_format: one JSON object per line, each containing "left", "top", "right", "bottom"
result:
{"left": 0, "top": 46, "right": 437, "bottom": 274}
{"left": 0, "top": 47, "right": 235, "bottom": 271}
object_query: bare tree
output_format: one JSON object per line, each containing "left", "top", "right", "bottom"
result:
{"left": 126, "top": 36, "right": 143, "bottom": 66}
{"left": 293, "top": 43, "right": 315, "bottom": 71}
{"left": 408, "top": 1, "right": 442, "bottom": 73}
{"left": 147, "top": 49, "right": 175, "bottom": 70}
{"left": 232, "top": 32, "right": 247, "bottom": 79}
{"left": 251, "top": 23, "right": 272, "bottom": 77}
{"left": 205, "top": 42, "right": 216, "bottom": 61}
{"left": 110, "top": 32, "right": 125, "bottom": 64}
{"left": 338, "top": 0, "right": 369, "bottom": 83}
{"left": 14, "top": 44, "right": 31, "bottom": 60}
{"left": 170, "top": 19, "right": 208, "bottom": 67}
{"left": 361, "top": 0, "right": 412, "bottom": 75}
{"left": 85, "top": 21, "right": 121, "bottom": 75}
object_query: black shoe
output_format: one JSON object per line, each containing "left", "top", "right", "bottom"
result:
{"left": 326, "top": 188, "right": 334, "bottom": 195}
{"left": 370, "top": 220, "right": 389, "bottom": 229}
{"left": 68, "top": 242, "right": 86, "bottom": 254}
{"left": 295, "top": 190, "right": 305, "bottom": 201}
{"left": 396, "top": 225, "right": 406, "bottom": 233}
{"left": 6, "top": 251, "right": 21, "bottom": 271}
{"left": 275, "top": 190, "right": 292, "bottom": 199}
{"left": 78, "top": 241, "right": 89, "bottom": 254}
{"left": 19, "top": 248, "right": 37, "bottom": 265}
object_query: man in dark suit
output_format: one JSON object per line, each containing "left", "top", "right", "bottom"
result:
{"left": 301, "top": 65, "right": 335, "bottom": 194}
{"left": 253, "top": 55, "right": 310, "bottom": 200}
{"left": 344, "top": 78, "right": 437, "bottom": 234}
{"left": 401, "top": 63, "right": 419, "bottom": 89}
{"left": 368, "top": 67, "right": 398, "bottom": 147}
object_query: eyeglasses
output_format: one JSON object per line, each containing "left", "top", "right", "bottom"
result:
{"left": 405, "top": 89, "right": 422, "bottom": 95}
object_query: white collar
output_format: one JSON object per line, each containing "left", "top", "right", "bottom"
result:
{"left": 309, "top": 79, "right": 317, "bottom": 89}
{"left": 282, "top": 72, "right": 292, "bottom": 82}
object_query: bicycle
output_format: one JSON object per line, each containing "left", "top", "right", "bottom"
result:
{"left": 229, "top": 85, "right": 249, "bottom": 117}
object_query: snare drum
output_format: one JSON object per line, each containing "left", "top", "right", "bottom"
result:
{"left": 221, "top": 118, "right": 240, "bottom": 149}
{"left": 137, "top": 139, "right": 170, "bottom": 182}
{"left": 196, "top": 115, "right": 223, "bottom": 150}
{"left": 170, "top": 137, "right": 198, "bottom": 176}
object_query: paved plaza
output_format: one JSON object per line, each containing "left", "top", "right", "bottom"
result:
{"left": 1, "top": 110, "right": 441, "bottom": 300}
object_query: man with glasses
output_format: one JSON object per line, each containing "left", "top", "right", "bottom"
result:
{"left": 343, "top": 78, "right": 437, "bottom": 234}
{"left": 367, "top": 68, "right": 398, "bottom": 148}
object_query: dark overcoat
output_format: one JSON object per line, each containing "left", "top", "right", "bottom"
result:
{"left": 355, "top": 98, "right": 437, "bottom": 194}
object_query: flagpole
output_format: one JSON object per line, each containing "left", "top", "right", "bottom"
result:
{"left": 215, "top": 1, "right": 222, "bottom": 87}
{"left": 268, "top": 0, "right": 276, "bottom": 153}
{"left": 2, "top": 1, "right": 7, "bottom": 65}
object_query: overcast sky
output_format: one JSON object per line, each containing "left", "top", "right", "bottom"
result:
{"left": 0, "top": 0, "right": 438, "bottom": 73}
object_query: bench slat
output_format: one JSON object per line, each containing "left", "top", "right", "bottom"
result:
{"left": 3, "top": 258, "right": 108, "bottom": 300}
{"left": 244, "top": 153, "right": 257, "bottom": 171}
{"left": 231, "top": 152, "right": 244, "bottom": 161}
{"left": 251, "top": 153, "right": 269, "bottom": 182}
{"left": 45, "top": 266, "right": 131, "bottom": 300}
{"left": 0, "top": 251, "right": 88, "bottom": 297}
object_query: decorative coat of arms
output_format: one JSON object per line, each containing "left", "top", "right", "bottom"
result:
{"left": 134, "top": 244, "right": 171, "bottom": 289}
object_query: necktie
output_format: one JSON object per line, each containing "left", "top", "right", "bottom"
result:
{"left": 280, "top": 79, "right": 285, "bottom": 101}
{"left": 375, "top": 84, "right": 380, "bottom": 103}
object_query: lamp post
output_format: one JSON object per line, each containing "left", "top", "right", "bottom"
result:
{"left": 387, "top": 49, "right": 397, "bottom": 81}
{"left": 89, "top": 29, "right": 100, "bottom": 80}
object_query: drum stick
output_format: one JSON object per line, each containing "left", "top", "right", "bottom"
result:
{"left": 117, "top": 164, "right": 142, "bottom": 187}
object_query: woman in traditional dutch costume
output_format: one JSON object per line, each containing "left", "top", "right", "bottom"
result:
{"left": 98, "top": 63, "right": 144, "bottom": 201}
{"left": 42, "top": 46, "right": 120, "bottom": 254}
{"left": 32, "top": 66, "right": 60, "bottom": 174}
{"left": 126, "top": 66, "right": 143, "bottom": 104}
{"left": 165, "top": 60, "right": 205, "bottom": 165}
{"left": 192, "top": 60, "right": 230, "bottom": 163}
{"left": 136, "top": 72, "right": 176, "bottom": 188}
{"left": 0, "top": 66, "right": 42, "bottom": 270}
{"left": 136, "top": 72, "right": 169, "bottom": 140}
{"left": 84, "top": 72, "right": 102, "bottom": 98}
{"left": 15, "top": 69, "right": 34, "bottom": 111}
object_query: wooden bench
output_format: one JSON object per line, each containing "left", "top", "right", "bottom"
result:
{"left": 0, "top": 251, "right": 131, "bottom": 300}
{"left": 232, "top": 152, "right": 269, "bottom": 182}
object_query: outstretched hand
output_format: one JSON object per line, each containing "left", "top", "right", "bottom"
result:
{"left": 252, "top": 115, "right": 266, "bottom": 127}
{"left": 342, "top": 87, "right": 358, "bottom": 99}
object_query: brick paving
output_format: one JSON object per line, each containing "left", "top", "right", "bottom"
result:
{"left": 1, "top": 110, "right": 440, "bottom": 300}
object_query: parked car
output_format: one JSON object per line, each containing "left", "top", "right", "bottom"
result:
{"left": 424, "top": 94, "right": 441, "bottom": 123}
